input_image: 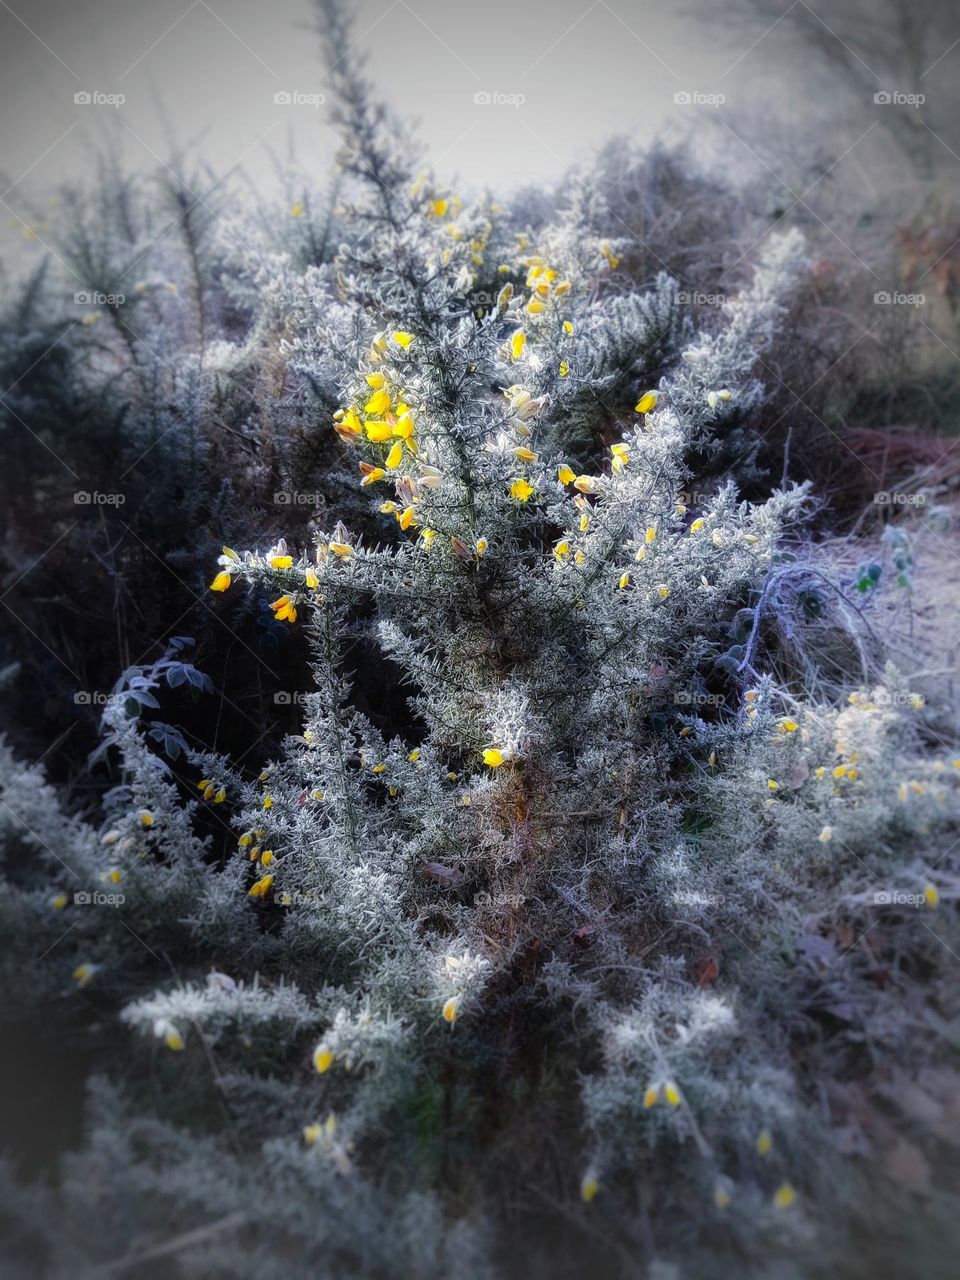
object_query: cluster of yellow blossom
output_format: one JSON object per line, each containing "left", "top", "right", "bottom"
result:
{"left": 197, "top": 777, "right": 227, "bottom": 804}
{"left": 643, "top": 1079, "right": 682, "bottom": 1108}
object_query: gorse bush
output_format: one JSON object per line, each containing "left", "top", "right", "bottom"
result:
{"left": 1, "top": 4, "right": 958, "bottom": 1277}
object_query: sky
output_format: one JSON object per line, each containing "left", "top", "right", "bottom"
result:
{"left": 0, "top": 0, "right": 790, "bottom": 202}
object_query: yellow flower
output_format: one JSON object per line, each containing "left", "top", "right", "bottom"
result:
{"left": 313, "top": 1044, "right": 335, "bottom": 1074}
{"left": 559, "top": 360, "right": 569, "bottom": 377}
{"left": 328, "top": 542, "right": 353, "bottom": 558}
{"left": 210, "top": 571, "right": 232, "bottom": 592}
{"left": 248, "top": 874, "right": 274, "bottom": 899}
{"left": 714, "top": 1181, "right": 732, "bottom": 1211}
{"left": 663, "top": 1080, "right": 681, "bottom": 1106}
{"left": 303, "top": 1123, "right": 322, "bottom": 1145}
{"left": 563, "top": 320, "right": 574, "bottom": 334}
{"left": 510, "top": 478, "right": 534, "bottom": 502}
{"left": 106, "top": 869, "right": 123, "bottom": 884}
{"left": 766, "top": 779, "right": 780, "bottom": 791}
{"left": 163, "top": 1023, "right": 185, "bottom": 1051}
{"left": 336, "top": 409, "right": 363, "bottom": 439}
{"left": 263, "top": 794, "right": 273, "bottom": 809}
{"left": 52, "top": 893, "right": 68, "bottom": 910}
{"left": 618, "top": 573, "right": 631, "bottom": 590}
{"left": 526, "top": 298, "right": 545, "bottom": 314}
{"left": 656, "top": 584, "right": 670, "bottom": 599}
{"left": 260, "top": 850, "right": 274, "bottom": 867}
{"left": 818, "top": 826, "right": 832, "bottom": 843}
{"left": 73, "top": 963, "right": 96, "bottom": 988}
{"left": 643, "top": 1085, "right": 659, "bottom": 1108}
{"left": 393, "top": 331, "right": 415, "bottom": 349}
{"left": 645, "top": 526, "right": 657, "bottom": 543}
{"left": 365, "top": 421, "right": 394, "bottom": 442}
{"left": 778, "top": 718, "right": 799, "bottom": 733}
{"left": 385, "top": 442, "right": 404, "bottom": 469}
{"left": 270, "top": 554, "right": 293, "bottom": 570}
{"left": 580, "top": 1173, "right": 599, "bottom": 1203}
{"left": 213, "top": 788, "right": 226, "bottom": 804}
{"left": 305, "top": 569, "right": 319, "bottom": 589}
{"left": 554, "top": 541, "right": 571, "bottom": 561}
{"left": 475, "top": 538, "right": 488, "bottom": 557}
{"left": 635, "top": 391, "right": 658, "bottom": 414}
{"left": 510, "top": 331, "right": 526, "bottom": 361}
{"left": 773, "top": 1182, "right": 796, "bottom": 1210}
{"left": 442, "top": 995, "right": 461, "bottom": 1023}
{"left": 139, "top": 810, "right": 154, "bottom": 827}
{"left": 756, "top": 1129, "right": 773, "bottom": 1156}
{"left": 270, "top": 596, "right": 297, "bottom": 623}
{"left": 573, "top": 475, "right": 598, "bottom": 494}
{"left": 398, "top": 506, "right": 416, "bottom": 530}
{"left": 291, "top": 201, "right": 304, "bottom": 217}
{"left": 514, "top": 446, "right": 538, "bottom": 462}
{"left": 366, "top": 372, "right": 386, "bottom": 388}
{"left": 429, "top": 198, "right": 449, "bottom": 217}
{"left": 238, "top": 832, "right": 254, "bottom": 847}
{"left": 483, "top": 748, "right": 505, "bottom": 768}
{"left": 557, "top": 464, "right": 576, "bottom": 485}
{"left": 360, "top": 466, "right": 385, "bottom": 486}
{"left": 689, "top": 518, "right": 705, "bottom": 534}
{"left": 408, "top": 749, "right": 421, "bottom": 762}
{"left": 365, "top": 389, "right": 391, "bottom": 416}
{"left": 924, "top": 883, "right": 939, "bottom": 908}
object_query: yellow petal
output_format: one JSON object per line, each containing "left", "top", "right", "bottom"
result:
{"left": 210, "top": 571, "right": 232, "bottom": 592}
{"left": 442, "top": 996, "right": 460, "bottom": 1023}
{"left": 483, "top": 748, "right": 505, "bottom": 768}
{"left": 364, "top": 389, "right": 391, "bottom": 416}
{"left": 164, "top": 1025, "right": 185, "bottom": 1051}
{"left": 510, "top": 479, "right": 534, "bottom": 501}
{"left": 385, "top": 442, "right": 404, "bottom": 469}
{"left": 313, "top": 1045, "right": 334, "bottom": 1074}
{"left": 635, "top": 391, "right": 658, "bottom": 414}
{"left": 580, "top": 1174, "right": 599, "bottom": 1203}
{"left": 773, "top": 1182, "right": 796, "bottom": 1210}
